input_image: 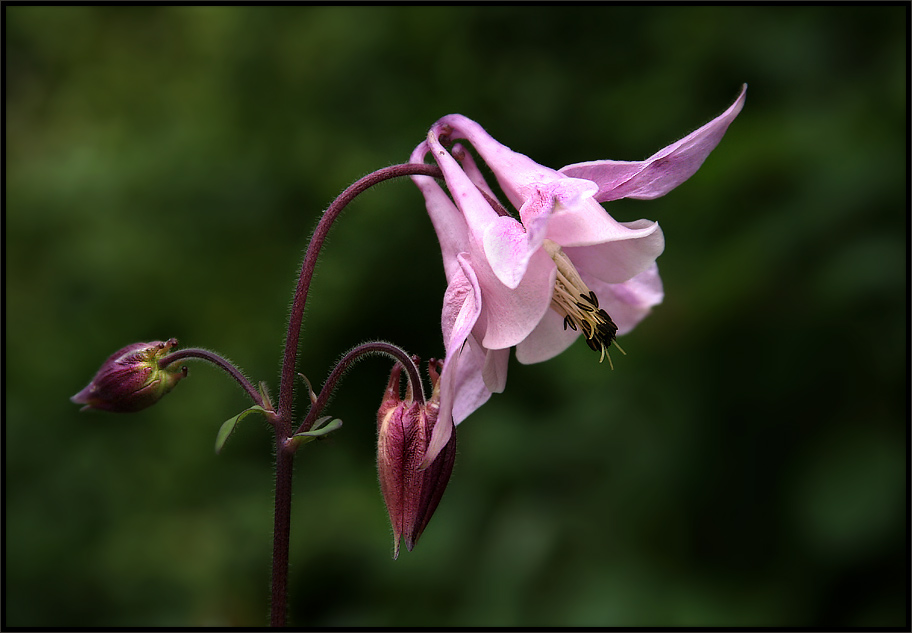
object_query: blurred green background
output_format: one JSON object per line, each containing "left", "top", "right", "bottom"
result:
{"left": 5, "top": 5, "right": 907, "bottom": 627}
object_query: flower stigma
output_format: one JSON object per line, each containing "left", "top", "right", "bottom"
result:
{"left": 542, "top": 239, "right": 625, "bottom": 368}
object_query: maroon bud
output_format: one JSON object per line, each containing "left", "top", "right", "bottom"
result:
{"left": 377, "top": 359, "right": 455, "bottom": 559}
{"left": 71, "top": 339, "right": 187, "bottom": 413}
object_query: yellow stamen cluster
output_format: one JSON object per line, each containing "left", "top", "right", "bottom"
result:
{"left": 542, "top": 239, "right": 624, "bottom": 368}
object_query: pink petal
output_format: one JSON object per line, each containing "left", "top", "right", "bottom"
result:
{"left": 515, "top": 307, "right": 579, "bottom": 365}
{"left": 480, "top": 179, "right": 591, "bottom": 289}
{"left": 562, "top": 219, "right": 665, "bottom": 284}
{"left": 451, "top": 143, "right": 499, "bottom": 201}
{"left": 422, "top": 336, "right": 500, "bottom": 469}
{"left": 482, "top": 215, "right": 536, "bottom": 289}
{"left": 546, "top": 197, "right": 660, "bottom": 249}
{"left": 481, "top": 345, "right": 509, "bottom": 394}
{"left": 432, "top": 114, "right": 564, "bottom": 210}
{"left": 441, "top": 254, "right": 482, "bottom": 354}
{"left": 529, "top": 176, "right": 639, "bottom": 247}
{"left": 425, "top": 259, "right": 481, "bottom": 470}
{"left": 559, "top": 84, "right": 746, "bottom": 202}
{"left": 473, "top": 246, "right": 556, "bottom": 350}
{"left": 451, "top": 335, "right": 498, "bottom": 423}
{"left": 428, "top": 338, "right": 509, "bottom": 470}
{"left": 425, "top": 128, "right": 561, "bottom": 351}
{"left": 410, "top": 142, "right": 470, "bottom": 284}
{"left": 426, "top": 129, "right": 499, "bottom": 243}
{"left": 423, "top": 348, "right": 461, "bottom": 470}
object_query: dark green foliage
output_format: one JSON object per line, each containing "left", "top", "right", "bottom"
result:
{"left": 5, "top": 5, "right": 906, "bottom": 627}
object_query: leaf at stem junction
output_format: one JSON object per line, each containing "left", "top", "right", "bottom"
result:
{"left": 287, "top": 418, "right": 343, "bottom": 450}
{"left": 215, "top": 405, "right": 271, "bottom": 454}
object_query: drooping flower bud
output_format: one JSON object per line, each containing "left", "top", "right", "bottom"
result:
{"left": 71, "top": 338, "right": 187, "bottom": 412}
{"left": 377, "top": 359, "right": 456, "bottom": 559}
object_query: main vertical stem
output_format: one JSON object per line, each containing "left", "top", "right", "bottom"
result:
{"left": 271, "top": 444, "right": 294, "bottom": 627}
{"left": 275, "top": 163, "right": 442, "bottom": 423}
{"left": 269, "top": 162, "right": 443, "bottom": 627}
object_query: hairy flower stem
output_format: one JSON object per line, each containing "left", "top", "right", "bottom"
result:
{"left": 159, "top": 348, "right": 265, "bottom": 409}
{"left": 269, "top": 163, "right": 443, "bottom": 627}
{"left": 276, "top": 162, "right": 442, "bottom": 425}
{"left": 295, "top": 341, "right": 425, "bottom": 437}
{"left": 271, "top": 342, "right": 421, "bottom": 626}
{"left": 270, "top": 447, "right": 293, "bottom": 627}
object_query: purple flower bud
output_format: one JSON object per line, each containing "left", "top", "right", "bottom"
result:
{"left": 71, "top": 338, "right": 187, "bottom": 412}
{"left": 377, "top": 359, "right": 456, "bottom": 559}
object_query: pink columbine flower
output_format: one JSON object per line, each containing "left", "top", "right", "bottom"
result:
{"left": 411, "top": 86, "right": 746, "bottom": 465}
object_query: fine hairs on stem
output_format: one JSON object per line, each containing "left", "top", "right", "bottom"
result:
{"left": 295, "top": 342, "right": 426, "bottom": 437}
{"left": 275, "top": 163, "right": 443, "bottom": 425}
{"left": 158, "top": 347, "right": 266, "bottom": 410}
{"left": 267, "top": 163, "right": 442, "bottom": 626}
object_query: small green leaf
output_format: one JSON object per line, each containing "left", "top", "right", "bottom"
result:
{"left": 310, "top": 415, "right": 334, "bottom": 431}
{"left": 216, "top": 405, "right": 269, "bottom": 454}
{"left": 298, "top": 417, "right": 342, "bottom": 437}
{"left": 287, "top": 418, "right": 343, "bottom": 450}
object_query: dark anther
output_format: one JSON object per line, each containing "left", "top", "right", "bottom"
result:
{"left": 579, "top": 292, "right": 598, "bottom": 307}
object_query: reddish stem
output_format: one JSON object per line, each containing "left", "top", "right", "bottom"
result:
{"left": 275, "top": 162, "right": 442, "bottom": 424}
{"left": 270, "top": 447, "right": 294, "bottom": 627}
{"left": 294, "top": 341, "right": 424, "bottom": 437}
{"left": 268, "top": 162, "right": 442, "bottom": 627}
{"left": 159, "top": 347, "right": 265, "bottom": 409}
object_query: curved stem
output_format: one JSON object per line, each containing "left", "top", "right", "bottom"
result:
{"left": 276, "top": 163, "right": 442, "bottom": 424}
{"left": 268, "top": 162, "right": 442, "bottom": 627}
{"left": 293, "top": 341, "right": 424, "bottom": 438}
{"left": 159, "top": 347, "right": 264, "bottom": 409}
